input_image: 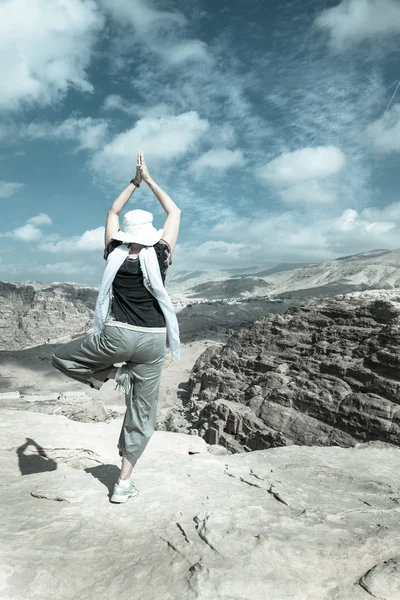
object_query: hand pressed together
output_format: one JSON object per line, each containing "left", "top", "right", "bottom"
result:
{"left": 137, "top": 150, "right": 151, "bottom": 184}
{"left": 133, "top": 151, "right": 142, "bottom": 185}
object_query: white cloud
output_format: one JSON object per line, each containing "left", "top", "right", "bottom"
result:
{"left": 12, "top": 224, "right": 42, "bottom": 242}
{"left": 279, "top": 181, "right": 336, "bottom": 205}
{"left": 257, "top": 146, "right": 346, "bottom": 186}
{"left": 336, "top": 208, "right": 359, "bottom": 232}
{"left": 103, "top": 95, "right": 138, "bottom": 115}
{"left": 175, "top": 201, "right": 400, "bottom": 270}
{"left": 27, "top": 213, "right": 52, "bottom": 226}
{"left": 1, "top": 213, "right": 52, "bottom": 242}
{"left": 214, "top": 124, "right": 237, "bottom": 147}
{"left": 255, "top": 146, "right": 346, "bottom": 206}
{"left": 98, "top": 0, "right": 211, "bottom": 65}
{"left": 361, "top": 201, "right": 400, "bottom": 224}
{"left": 366, "top": 104, "right": 400, "bottom": 153}
{"left": 315, "top": 0, "right": 400, "bottom": 50}
{"left": 0, "top": 0, "right": 104, "bottom": 110}
{"left": 38, "top": 226, "right": 105, "bottom": 253}
{"left": 0, "top": 181, "right": 24, "bottom": 198}
{"left": 92, "top": 111, "right": 210, "bottom": 181}
{"left": 102, "top": 96, "right": 174, "bottom": 120}
{"left": 24, "top": 117, "right": 109, "bottom": 151}
{"left": 40, "top": 262, "right": 94, "bottom": 275}
{"left": 0, "top": 259, "right": 95, "bottom": 282}
{"left": 99, "top": 0, "right": 186, "bottom": 30}
{"left": 335, "top": 207, "right": 395, "bottom": 234}
{"left": 188, "top": 149, "right": 245, "bottom": 179}
{"left": 197, "top": 240, "right": 246, "bottom": 255}
{"left": 164, "top": 40, "right": 210, "bottom": 65}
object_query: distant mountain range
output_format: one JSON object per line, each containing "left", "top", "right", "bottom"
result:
{"left": 169, "top": 248, "right": 400, "bottom": 300}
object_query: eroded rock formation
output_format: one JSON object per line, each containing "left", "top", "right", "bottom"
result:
{"left": 0, "top": 281, "right": 97, "bottom": 350}
{"left": 186, "top": 291, "right": 400, "bottom": 452}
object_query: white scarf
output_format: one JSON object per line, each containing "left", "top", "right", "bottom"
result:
{"left": 94, "top": 244, "right": 180, "bottom": 361}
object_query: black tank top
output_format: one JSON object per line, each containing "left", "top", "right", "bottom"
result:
{"left": 104, "top": 239, "right": 171, "bottom": 328}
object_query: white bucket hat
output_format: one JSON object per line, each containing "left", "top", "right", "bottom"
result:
{"left": 111, "top": 209, "right": 164, "bottom": 246}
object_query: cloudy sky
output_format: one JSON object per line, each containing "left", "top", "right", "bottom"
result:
{"left": 1, "top": 0, "right": 400, "bottom": 284}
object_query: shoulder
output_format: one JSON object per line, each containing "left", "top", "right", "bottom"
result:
{"left": 104, "top": 239, "right": 123, "bottom": 260}
{"left": 155, "top": 239, "right": 172, "bottom": 266}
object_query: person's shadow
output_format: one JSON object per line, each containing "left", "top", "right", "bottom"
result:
{"left": 85, "top": 465, "right": 121, "bottom": 496}
{"left": 17, "top": 438, "right": 57, "bottom": 475}
{"left": 16, "top": 437, "right": 120, "bottom": 498}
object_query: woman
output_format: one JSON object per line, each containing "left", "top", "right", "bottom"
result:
{"left": 52, "top": 150, "right": 181, "bottom": 503}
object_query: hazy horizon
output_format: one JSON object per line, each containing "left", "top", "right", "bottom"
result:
{"left": 1, "top": 245, "right": 398, "bottom": 287}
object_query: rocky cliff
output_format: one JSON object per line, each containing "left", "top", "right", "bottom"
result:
{"left": 0, "top": 281, "right": 98, "bottom": 351}
{"left": 186, "top": 290, "right": 400, "bottom": 452}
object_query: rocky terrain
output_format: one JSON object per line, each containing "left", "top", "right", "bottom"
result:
{"left": 0, "top": 281, "right": 301, "bottom": 350}
{"left": 2, "top": 254, "right": 400, "bottom": 599}
{"left": 185, "top": 290, "right": 400, "bottom": 453}
{"left": 2, "top": 408, "right": 400, "bottom": 600}
{"left": 0, "top": 281, "right": 97, "bottom": 351}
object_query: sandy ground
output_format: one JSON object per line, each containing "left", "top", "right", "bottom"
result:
{"left": 0, "top": 339, "right": 223, "bottom": 424}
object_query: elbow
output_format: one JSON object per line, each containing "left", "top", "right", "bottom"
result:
{"left": 108, "top": 208, "right": 120, "bottom": 216}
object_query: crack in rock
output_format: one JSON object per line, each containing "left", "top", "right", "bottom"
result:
{"left": 176, "top": 522, "right": 193, "bottom": 545}
{"left": 31, "top": 491, "right": 70, "bottom": 502}
{"left": 267, "top": 485, "right": 290, "bottom": 507}
{"left": 224, "top": 468, "right": 270, "bottom": 490}
{"left": 160, "top": 537, "right": 181, "bottom": 554}
{"left": 249, "top": 469, "right": 267, "bottom": 481}
{"left": 193, "top": 514, "right": 225, "bottom": 557}
{"left": 239, "top": 476, "right": 262, "bottom": 488}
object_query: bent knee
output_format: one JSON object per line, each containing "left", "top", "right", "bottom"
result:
{"left": 51, "top": 352, "right": 62, "bottom": 368}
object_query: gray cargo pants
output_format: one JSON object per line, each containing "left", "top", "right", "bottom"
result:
{"left": 52, "top": 324, "right": 166, "bottom": 467}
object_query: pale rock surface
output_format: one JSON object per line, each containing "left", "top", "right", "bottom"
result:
{"left": 0, "top": 390, "right": 107, "bottom": 422}
{"left": 1, "top": 409, "right": 400, "bottom": 599}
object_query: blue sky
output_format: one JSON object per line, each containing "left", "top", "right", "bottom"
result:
{"left": 1, "top": 0, "right": 400, "bottom": 284}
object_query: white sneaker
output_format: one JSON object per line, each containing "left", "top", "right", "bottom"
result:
{"left": 110, "top": 479, "right": 139, "bottom": 503}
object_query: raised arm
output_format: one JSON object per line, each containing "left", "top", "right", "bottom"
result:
{"left": 138, "top": 151, "right": 181, "bottom": 254}
{"left": 104, "top": 152, "right": 142, "bottom": 246}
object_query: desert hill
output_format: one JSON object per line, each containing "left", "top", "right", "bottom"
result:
{"left": 172, "top": 248, "right": 400, "bottom": 300}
